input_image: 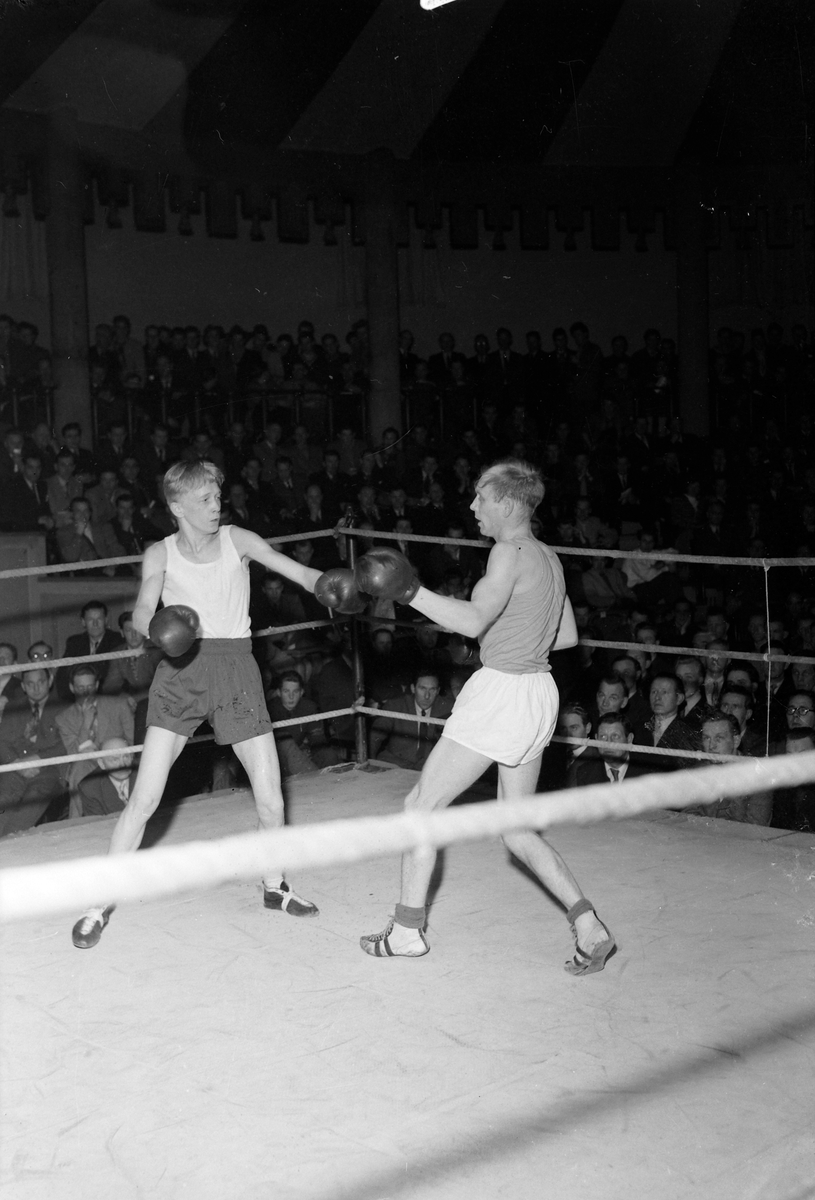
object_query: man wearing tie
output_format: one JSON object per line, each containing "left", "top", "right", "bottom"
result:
{"left": 567, "top": 713, "right": 649, "bottom": 785}
{"left": 369, "top": 669, "right": 453, "bottom": 769}
{"left": 56, "top": 664, "right": 134, "bottom": 818}
{"left": 57, "top": 601, "right": 124, "bottom": 700}
{"left": 0, "top": 667, "right": 67, "bottom": 836}
{"left": 0, "top": 453, "right": 54, "bottom": 533}
{"left": 427, "top": 333, "right": 466, "bottom": 386}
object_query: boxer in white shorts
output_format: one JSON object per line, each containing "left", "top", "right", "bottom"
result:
{"left": 360, "top": 458, "right": 616, "bottom": 975}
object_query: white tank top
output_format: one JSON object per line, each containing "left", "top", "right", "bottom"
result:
{"left": 162, "top": 526, "right": 250, "bottom": 639}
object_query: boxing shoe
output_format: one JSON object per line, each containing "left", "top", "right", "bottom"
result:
{"left": 72, "top": 907, "right": 111, "bottom": 949}
{"left": 263, "top": 881, "right": 319, "bottom": 917}
{"left": 353, "top": 547, "right": 420, "bottom": 605}
{"left": 360, "top": 919, "right": 429, "bottom": 958}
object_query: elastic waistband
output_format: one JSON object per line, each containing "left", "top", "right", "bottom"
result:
{"left": 197, "top": 638, "right": 253, "bottom": 655}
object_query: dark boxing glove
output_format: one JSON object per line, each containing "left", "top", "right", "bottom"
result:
{"left": 314, "top": 568, "right": 369, "bottom": 615}
{"left": 353, "top": 547, "right": 420, "bottom": 605}
{"left": 149, "top": 605, "right": 200, "bottom": 657}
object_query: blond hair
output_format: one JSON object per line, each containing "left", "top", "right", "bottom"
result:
{"left": 163, "top": 460, "right": 224, "bottom": 505}
{"left": 478, "top": 458, "right": 544, "bottom": 515}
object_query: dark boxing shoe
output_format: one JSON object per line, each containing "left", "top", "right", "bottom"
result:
{"left": 263, "top": 881, "right": 319, "bottom": 918}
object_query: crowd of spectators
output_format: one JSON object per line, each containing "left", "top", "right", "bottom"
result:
{"left": 0, "top": 309, "right": 814, "bottom": 837}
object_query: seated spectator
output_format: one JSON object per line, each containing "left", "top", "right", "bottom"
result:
{"left": 85, "top": 468, "right": 121, "bottom": 526}
{"left": 312, "top": 633, "right": 357, "bottom": 759}
{"left": 657, "top": 597, "right": 695, "bottom": 649}
{"left": 95, "top": 422, "right": 132, "bottom": 476}
{"left": 573, "top": 713, "right": 650, "bottom": 785}
{"left": 59, "top": 422, "right": 96, "bottom": 485}
{"left": 364, "top": 627, "right": 409, "bottom": 705}
{"left": 57, "top": 600, "right": 124, "bottom": 700}
{"left": 633, "top": 672, "right": 698, "bottom": 770}
{"left": 412, "top": 479, "right": 453, "bottom": 537}
{"left": 580, "top": 556, "right": 635, "bottom": 611}
{"left": 56, "top": 496, "right": 124, "bottom": 575}
{"left": 0, "top": 642, "right": 22, "bottom": 725}
{"left": 309, "top": 449, "right": 351, "bottom": 523}
{"left": 369, "top": 667, "right": 452, "bottom": 769}
{"left": 47, "top": 448, "right": 84, "bottom": 529}
{"left": 0, "top": 666, "right": 66, "bottom": 836}
{"left": 556, "top": 701, "right": 594, "bottom": 788}
{"left": 701, "top": 639, "right": 731, "bottom": 708}
{"left": 78, "top": 738, "right": 136, "bottom": 817}
{"left": 423, "top": 520, "right": 481, "bottom": 591}
{"left": 675, "top": 656, "right": 716, "bottom": 731}
{"left": 266, "top": 670, "right": 341, "bottom": 776}
{"left": 572, "top": 498, "right": 617, "bottom": 548}
{"left": 56, "top": 664, "right": 134, "bottom": 817}
{"left": 593, "top": 672, "right": 629, "bottom": 730}
{"left": 609, "top": 654, "right": 651, "bottom": 728}
{"left": 621, "top": 527, "right": 682, "bottom": 609}
{"left": 102, "top": 610, "right": 161, "bottom": 742}
{"left": 719, "top": 682, "right": 765, "bottom": 757}
{"left": 27, "top": 641, "right": 53, "bottom": 662}
{"left": 110, "top": 492, "right": 155, "bottom": 562}
{"left": 685, "top": 712, "right": 773, "bottom": 825}
{"left": 753, "top": 641, "right": 790, "bottom": 741}
{"left": 0, "top": 452, "right": 54, "bottom": 533}
{"left": 773, "top": 727, "right": 815, "bottom": 831}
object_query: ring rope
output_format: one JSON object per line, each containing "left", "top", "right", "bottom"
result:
{"left": 0, "top": 707, "right": 362, "bottom": 776}
{"left": 2, "top": 749, "right": 813, "bottom": 922}
{"left": 4, "top": 527, "right": 815, "bottom": 581}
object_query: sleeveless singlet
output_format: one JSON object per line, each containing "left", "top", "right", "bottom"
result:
{"left": 478, "top": 538, "right": 565, "bottom": 674}
{"left": 161, "top": 525, "right": 250, "bottom": 639}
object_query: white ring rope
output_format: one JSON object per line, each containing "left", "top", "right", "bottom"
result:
{"left": 2, "top": 750, "right": 813, "bottom": 922}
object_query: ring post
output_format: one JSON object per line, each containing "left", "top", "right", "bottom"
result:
{"left": 346, "top": 531, "right": 369, "bottom": 764}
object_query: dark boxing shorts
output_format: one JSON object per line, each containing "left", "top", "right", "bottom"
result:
{"left": 146, "top": 639, "right": 273, "bottom": 745}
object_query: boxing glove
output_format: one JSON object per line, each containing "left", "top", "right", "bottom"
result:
{"left": 149, "top": 605, "right": 200, "bottom": 657}
{"left": 353, "top": 547, "right": 420, "bottom": 605}
{"left": 314, "top": 568, "right": 370, "bottom": 614}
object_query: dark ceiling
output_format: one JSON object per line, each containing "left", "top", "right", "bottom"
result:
{"left": 0, "top": 0, "right": 812, "bottom": 169}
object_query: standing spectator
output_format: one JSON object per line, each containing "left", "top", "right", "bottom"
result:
{"left": 112, "top": 315, "right": 146, "bottom": 386}
{"left": 0, "top": 452, "right": 53, "bottom": 533}
{"left": 47, "top": 449, "right": 83, "bottom": 528}
{"left": 633, "top": 673, "right": 697, "bottom": 770}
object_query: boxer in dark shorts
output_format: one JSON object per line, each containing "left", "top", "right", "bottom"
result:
{"left": 72, "top": 460, "right": 325, "bottom": 949}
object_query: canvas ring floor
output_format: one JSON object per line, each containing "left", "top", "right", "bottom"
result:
{"left": 1, "top": 764, "right": 814, "bottom": 1200}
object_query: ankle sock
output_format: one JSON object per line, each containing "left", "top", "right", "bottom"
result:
{"left": 394, "top": 904, "right": 426, "bottom": 930}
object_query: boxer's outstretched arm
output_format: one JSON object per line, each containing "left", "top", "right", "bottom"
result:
{"left": 131, "top": 541, "right": 167, "bottom": 638}
{"left": 230, "top": 527, "right": 322, "bottom": 594}
{"left": 408, "top": 542, "right": 518, "bottom": 638}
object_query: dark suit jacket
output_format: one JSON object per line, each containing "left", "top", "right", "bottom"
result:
{"left": 78, "top": 769, "right": 135, "bottom": 817}
{"left": 0, "top": 474, "right": 51, "bottom": 532}
{"left": 370, "top": 693, "right": 453, "bottom": 768}
{"left": 427, "top": 350, "right": 467, "bottom": 385}
{"left": 0, "top": 696, "right": 66, "bottom": 822}
{"left": 567, "top": 756, "right": 651, "bottom": 786}
{"left": 57, "top": 630, "right": 125, "bottom": 699}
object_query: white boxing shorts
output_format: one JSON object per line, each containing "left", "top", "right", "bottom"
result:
{"left": 441, "top": 667, "right": 558, "bottom": 767}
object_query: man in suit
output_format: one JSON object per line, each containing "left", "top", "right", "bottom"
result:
{"left": 57, "top": 601, "right": 124, "bottom": 700}
{"left": 0, "top": 452, "right": 54, "bottom": 533}
{"left": 78, "top": 737, "right": 136, "bottom": 817}
{"left": 47, "top": 449, "right": 84, "bottom": 529}
{"left": 369, "top": 668, "right": 453, "bottom": 769}
{"left": 486, "top": 327, "right": 525, "bottom": 408}
{"left": 632, "top": 673, "right": 698, "bottom": 772}
{"left": 135, "top": 424, "right": 176, "bottom": 499}
{"left": 102, "top": 610, "right": 162, "bottom": 744}
{"left": 427, "top": 332, "right": 466, "bottom": 387}
{"left": 94, "top": 422, "right": 132, "bottom": 476}
{"left": 56, "top": 664, "right": 135, "bottom": 817}
{"left": 0, "top": 667, "right": 67, "bottom": 836}
{"left": 56, "top": 496, "right": 125, "bottom": 576}
{"left": 568, "top": 713, "right": 650, "bottom": 786}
